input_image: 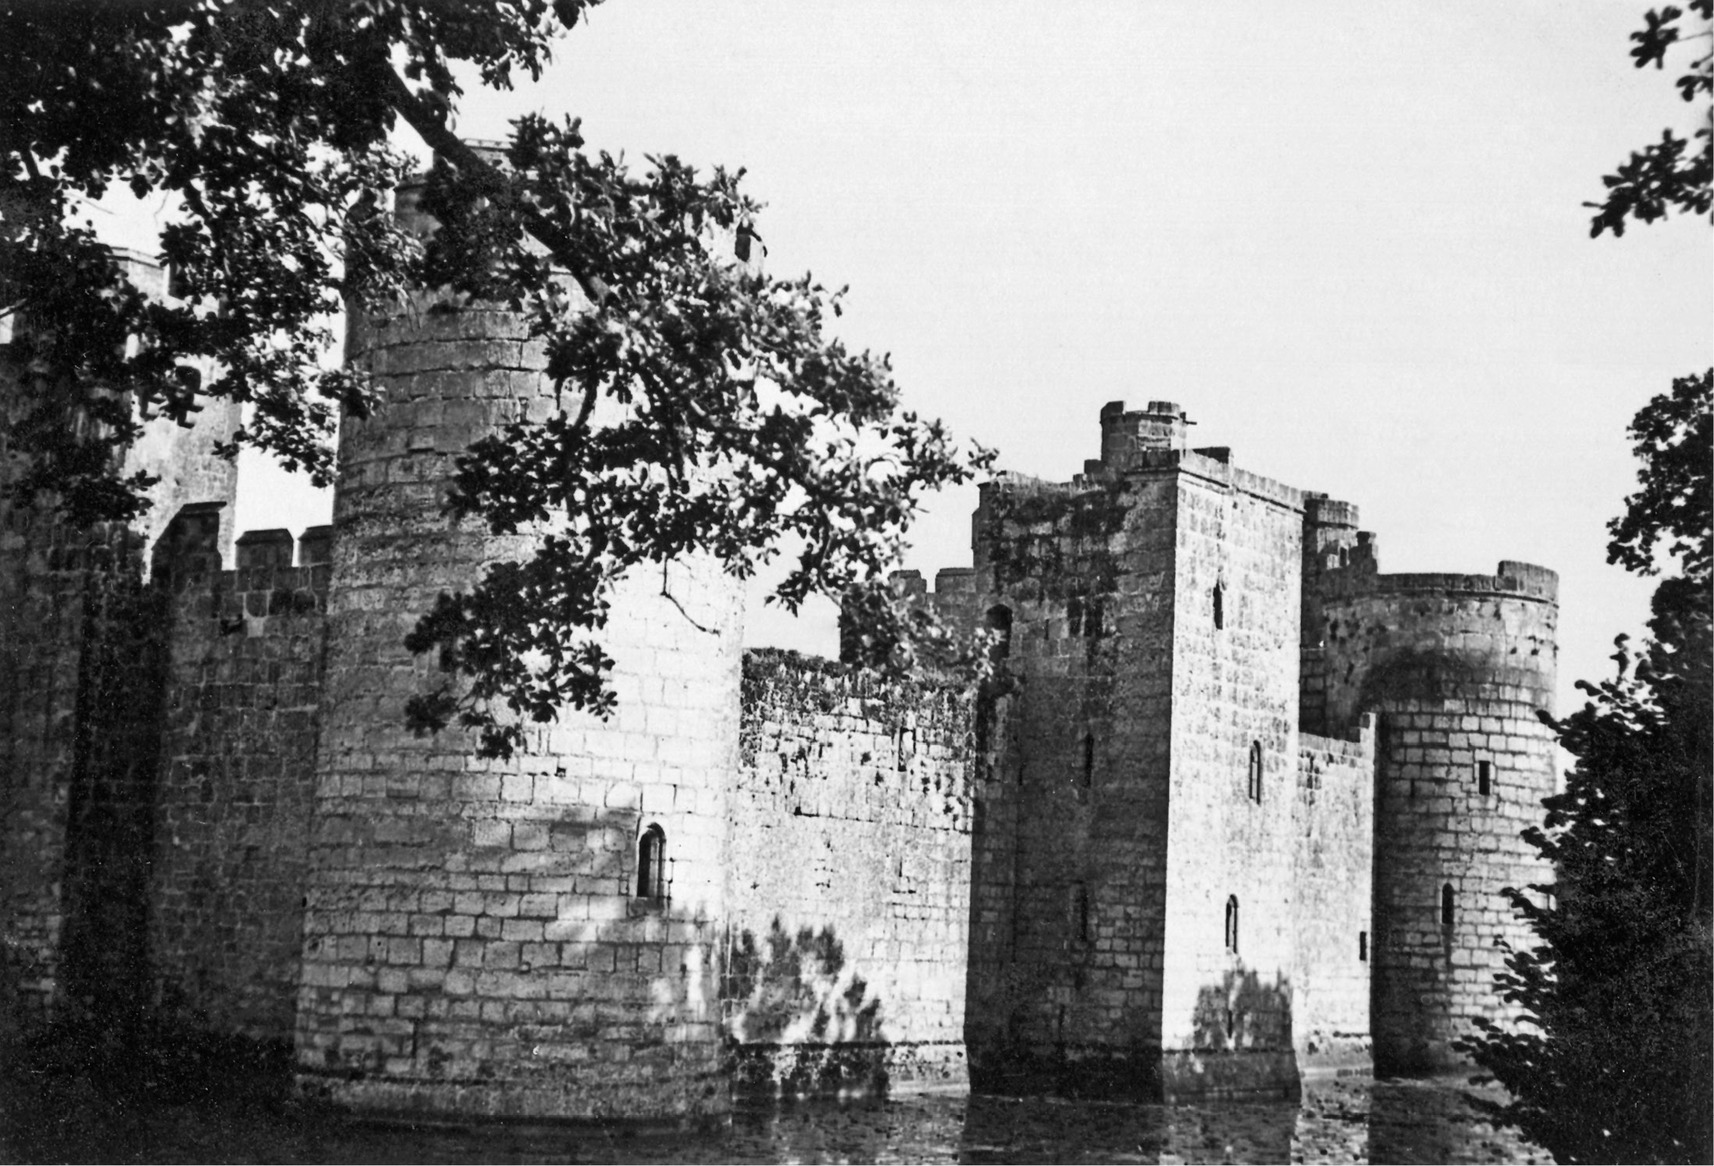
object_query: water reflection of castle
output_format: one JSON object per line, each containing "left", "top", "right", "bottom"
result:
{"left": 1, "top": 227, "right": 1556, "bottom": 1121}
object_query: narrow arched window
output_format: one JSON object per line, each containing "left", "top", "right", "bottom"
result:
{"left": 1082, "top": 733, "right": 1095, "bottom": 787}
{"left": 1441, "top": 883, "right": 1454, "bottom": 930}
{"left": 1477, "top": 759, "right": 1493, "bottom": 797}
{"left": 1074, "top": 882, "right": 1091, "bottom": 942}
{"left": 1212, "top": 583, "right": 1224, "bottom": 630}
{"left": 1224, "top": 895, "right": 1239, "bottom": 954}
{"left": 637, "top": 824, "right": 667, "bottom": 899}
{"left": 1247, "top": 741, "right": 1263, "bottom": 803}
{"left": 986, "top": 604, "right": 1013, "bottom": 664}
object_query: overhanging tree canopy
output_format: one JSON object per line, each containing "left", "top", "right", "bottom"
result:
{"left": 0, "top": 0, "right": 993, "bottom": 756}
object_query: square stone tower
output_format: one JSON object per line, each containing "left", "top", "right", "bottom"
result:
{"left": 960, "top": 402, "right": 1373, "bottom": 1098}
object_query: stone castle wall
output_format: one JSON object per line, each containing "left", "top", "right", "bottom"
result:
{"left": 147, "top": 513, "right": 331, "bottom": 1042}
{"left": 1, "top": 246, "right": 241, "bottom": 1037}
{"left": 728, "top": 650, "right": 973, "bottom": 1098}
{"left": 0, "top": 513, "right": 156, "bottom": 1036}
{"left": 1158, "top": 452, "right": 1306, "bottom": 1098}
{"left": 0, "top": 501, "right": 98, "bottom": 1034}
{"left": 1, "top": 236, "right": 1566, "bottom": 1120}
{"left": 961, "top": 466, "right": 1180, "bottom": 1097}
{"left": 1292, "top": 724, "right": 1375, "bottom": 1073}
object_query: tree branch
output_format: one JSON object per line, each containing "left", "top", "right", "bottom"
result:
{"left": 378, "top": 64, "right": 610, "bottom": 308}
{"left": 659, "top": 562, "right": 713, "bottom": 634}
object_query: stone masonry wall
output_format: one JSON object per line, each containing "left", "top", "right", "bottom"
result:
{"left": 963, "top": 464, "right": 1180, "bottom": 1098}
{"left": 0, "top": 499, "right": 93, "bottom": 1037}
{"left": 0, "top": 509, "right": 153, "bottom": 1038}
{"left": 1292, "top": 725, "right": 1374, "bottom": 1074}
{"left": 1159, "top": 452, "right": 1305, "bottom": 1098}
{"left": 728, "top": 650, "right": 973, "bottom": 1099}
{"left": 1, "top": 253, "right": 238, "bottom": 1039}
{"left": 1311, "top": 564, "right": 1557, "bottom": 1073}
{"left": 148, "top": 520, "right": 331, "bottom": 1042}
{"left": 294, "top": 170, "right": 744, "bottom": 1119}
{"left": 1298, "top": 494, "right": 1367, "bottom": 738}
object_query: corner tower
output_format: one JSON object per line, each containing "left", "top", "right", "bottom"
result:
{"left": 293, "top": 155, "right": 745, "bottom": 1118}
{"left": 1303, "top": 530, "right": 1558, "bottom": 1073}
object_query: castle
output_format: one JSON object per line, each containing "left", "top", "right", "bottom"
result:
{"left": 0, "top": 189, "right": 1559, "bottom": 1120}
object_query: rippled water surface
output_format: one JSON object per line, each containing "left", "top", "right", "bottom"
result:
{"left": 2, "top": 1070, "right": 1549, "bottom": 1164}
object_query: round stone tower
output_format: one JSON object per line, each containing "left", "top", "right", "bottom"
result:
{"left": 1311, "top": 561, "right": 1558, "bottom": 1073}
{"left": 294, "top": 159, "right": 745, "bottom": 1118}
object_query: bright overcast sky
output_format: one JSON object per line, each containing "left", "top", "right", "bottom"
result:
{"left": 201, "top": 0, "right": 1709, "bottom": 716}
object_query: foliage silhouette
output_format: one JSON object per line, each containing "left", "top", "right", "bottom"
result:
{"left": 2, "top": 1, "right": 993, "bottom": 759}
{"left": 1189, "top": 967, "right": 1295, "bottom": 1054}
{"left": 723, "top": 918, "right": 889, "bottom": 1099}
{"left": 1460, "top": 16, "right": 1712, "bottom": 1142}
{"left": 1585, "top": 0, "right": 1712, "bottom": 236}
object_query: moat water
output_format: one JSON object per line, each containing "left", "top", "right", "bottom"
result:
{"left": 3, "top": 1069, "right": 1549, "bottom": 1164}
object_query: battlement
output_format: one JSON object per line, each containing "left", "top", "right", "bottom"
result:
{"left": 1099, "top": 399, "right": 1190, "bottom": 467}
{"left": 886, "top": 566, "right": 984, "bottom": 642}
{"left": 148, "top": 503, "right": 333, "bottom": 624}
{"left": 890, "top": 566, "right": 979, "bottom": 604}
{"left": 981, "top": 405, "right": 1309, "bottom": 519}
{"left": 1304, "top": 494, "right": 1360, "bottom": 531}
{"left": 1299, "top": 712, "right": 1378, "bottom": 761}
{"left": 1320, "top": 559, "right": 1558, "bottom": 604}
{"left": 1303, "top": 494, "right": 1378, "bottom": 576}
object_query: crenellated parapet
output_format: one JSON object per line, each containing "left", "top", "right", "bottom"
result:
{"left": 885, "top": 565, "right": 985, "bottom": 641}
{"left": 1098, "top": 399, "right": 1190, "bottom": 469}
{"left": 149, "top": 504, "right": 333, "bottom": 626}
{"left": 143, "top": 504, "right": 334, "bottom": 1043}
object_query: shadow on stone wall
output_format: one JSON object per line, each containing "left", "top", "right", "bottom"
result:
{"left": 1366, "top": 1076, "right": 1546, "bottom": 1164}
{"left": 722, "top": 917, "right": 889, "bottom": 1100}
{"left": 1167, "top": 967, "right": 1300, "bottom": 1099}
{"left": 1359, "top": 647, "right": 1484, "bottom": 708}
{"left": 1190, "top": 967, "right": 1294, "bottom": 1052}
{"left": 55, "top": 567, "right": 172, "bottom": 1055}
